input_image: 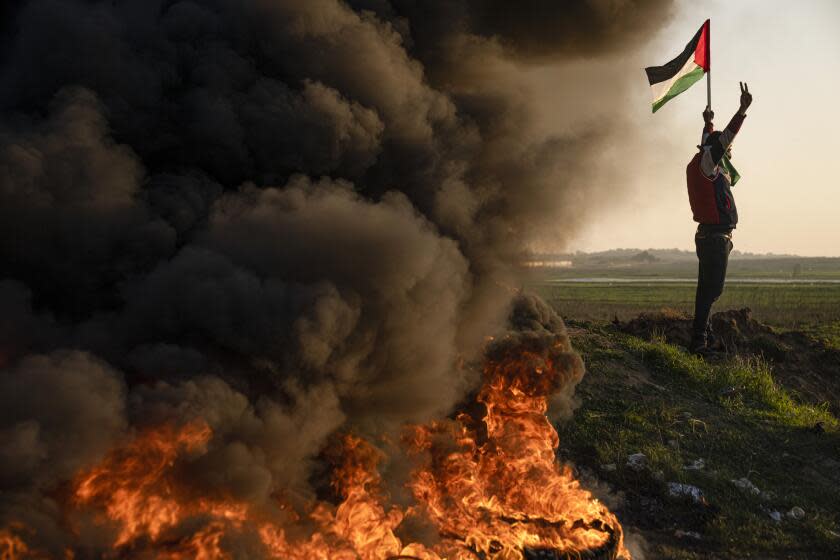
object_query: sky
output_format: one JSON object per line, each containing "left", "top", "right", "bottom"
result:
{"left": 531, "top": 0, "right": 840, "bottom": 256}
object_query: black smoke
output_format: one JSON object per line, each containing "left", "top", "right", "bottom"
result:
{"left": 0, "top": 0, "right": 672, "bottom": 555}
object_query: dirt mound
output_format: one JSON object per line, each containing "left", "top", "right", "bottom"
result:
{"left": 618, "top": 308, "right": 840, "bottom": 412}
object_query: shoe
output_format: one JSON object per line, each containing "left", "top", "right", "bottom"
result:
{"left": 706, "top": 330, "right": 719, "bottom": 350}
{"left": 689, "top": 337, "right": 708, "bottom": 356}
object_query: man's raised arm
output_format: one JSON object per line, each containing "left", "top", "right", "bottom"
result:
{"left": 701, "top": 82, "right": 753, "bottom": 172}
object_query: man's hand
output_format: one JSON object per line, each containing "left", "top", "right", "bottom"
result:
{"left": 703, "top": 107, "right": 714, "bottom": 123}
{"left": 739, "top": 82, "right": 752, "bottom": 114}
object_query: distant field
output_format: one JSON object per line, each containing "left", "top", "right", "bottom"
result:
{"left": 532, "top": 282, "right": 840, "bottom": 328}
{"left": 526, "top": 254, "right": 840, "bottom": 329}
{"left": 528, "top": 257, "right": 840, "bottom": 280}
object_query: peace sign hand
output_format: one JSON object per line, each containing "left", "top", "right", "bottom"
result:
{"left": 739, "top": 82, "right": 753, "bottom": 113}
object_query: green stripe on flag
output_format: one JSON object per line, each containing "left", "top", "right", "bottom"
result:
{"left": 651, "top": 65, "right": 705, "bottom": 113}
{"left": 720, "top": 155, "right": 740, "bottom": 186}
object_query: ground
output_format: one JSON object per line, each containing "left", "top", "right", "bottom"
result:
{"left": 555, "top": 315, "right": 840, "bottom": 559}
{"left": 530, "top": 253, "right": 840, "bottom": 559}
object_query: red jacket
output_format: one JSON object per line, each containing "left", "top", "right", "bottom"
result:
{"left": 686, "top": 112, "right": 745, "bottom": 227}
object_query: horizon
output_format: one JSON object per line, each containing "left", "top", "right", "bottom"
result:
{"left": 527, "top": 246, "right": 839, "bottom": 258}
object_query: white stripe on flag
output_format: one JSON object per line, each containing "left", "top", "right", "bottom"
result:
{"left": 650, "top": 55, "right": 701, "bottom": 103}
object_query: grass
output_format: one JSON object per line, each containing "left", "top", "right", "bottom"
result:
{"left": 624, "top": 336, "right": 834, "bottom": 427}
{"left": 535, "top": 260, "right": 840, "bottom": 556}
{"left": 535, "top": 283, "right": 840, "bottom": 327}
{"left": 557, "top": 325, "right": 840, "bottom": 559}
{"left": 797, "top": 321, "right": 840, "bottom": 351}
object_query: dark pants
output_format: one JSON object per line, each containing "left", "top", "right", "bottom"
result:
{"left": 692, "top": 233, "right": 733, "bottom": 342}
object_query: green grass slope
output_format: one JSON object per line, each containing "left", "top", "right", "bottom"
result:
{"left": 557, "top": 323, "right": 840, "bottom": 559}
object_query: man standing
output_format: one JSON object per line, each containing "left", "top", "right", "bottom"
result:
{"left": 686, "top": 82, "right": 753, "bottom": 354}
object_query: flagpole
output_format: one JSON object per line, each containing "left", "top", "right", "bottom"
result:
{"left": 706, "top": 70, "right": 711, "bottom": 110}
{"left": 706, "top": 18, "right": 711, "bottom": 111}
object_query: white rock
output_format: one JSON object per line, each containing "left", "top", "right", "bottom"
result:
{"left": 731, "top": 477, "right": 760, "bottom": 496}
{"left": 601, "top": 463, "right": 617, "bottom": 472}
{"left": 674, "top": 529, "right": 702, "bottom": 540}
{"left": 626, "top": 453, "right": 648, "bottom": 471}
{"left": 769, "top": 510, "right": 782, "bottom": 523}
{"left": 683, "top": 458, "right": 705, "bottom": 471}
{"left": 668, "top": 482, "right": 704, "bottom": 504}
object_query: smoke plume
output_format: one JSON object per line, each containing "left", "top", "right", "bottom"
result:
{"left": 0, "top": 0, "right": 673, "bottom": 554}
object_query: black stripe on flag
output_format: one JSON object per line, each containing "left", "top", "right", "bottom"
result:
{"left": 645, "top": 25, "right": 704, "bottom": 85}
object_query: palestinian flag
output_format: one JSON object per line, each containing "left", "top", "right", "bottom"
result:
{"left": 645, "top": 20, "right": 710, "bottom": 113}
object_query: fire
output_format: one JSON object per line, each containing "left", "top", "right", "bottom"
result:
{"left": 0, "top": 524, "right": 50, "bottom": 560}
{"left": 3, "top": 338, "right": 629, "bottom": 559}
{"left": 405, "top": 341, "right": 627, "bottom": 558}
{"left": 1, "top": 527, "right": 29, "bottom": 560}
{"left": 74, "top": 421, "right": 218, "bottom": 546}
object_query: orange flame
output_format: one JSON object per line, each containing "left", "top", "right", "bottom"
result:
{"left": 0, "top": 527, "right": 30, "bottom": 560}
{"left": 74, "top": 421, "right": 220, "bottom": 546}
{"left": 405, "top": 344, "right": 628, "bottom": 558}
{"left": 8, "top": 341, "right": 629, "bottom": 559}
{"left": 0, "top": 523, "right": 52, "bottom": 560}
